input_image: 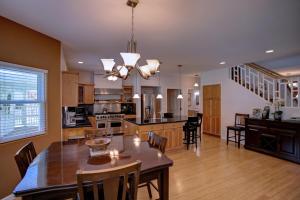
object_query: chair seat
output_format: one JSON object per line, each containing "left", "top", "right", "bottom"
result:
{"left": 227, "top": 125, "right": 245, "bottom": 131}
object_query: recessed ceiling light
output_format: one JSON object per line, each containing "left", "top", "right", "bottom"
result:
{"left": 265, "top": 49, "right": 274, "bottom": 54}
{"left": 78, "top": 61, "right": 84, "bottom": 64}
{"left": 219, "top": 61, "right": 226, "bottom": 65}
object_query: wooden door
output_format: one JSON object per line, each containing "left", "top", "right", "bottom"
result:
{"left": 203, "top": 84, "right": 221, "bottom": 136}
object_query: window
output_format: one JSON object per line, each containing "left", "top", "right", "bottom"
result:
{"left": 0, "top": 61, "right": 47, "bottom": 143}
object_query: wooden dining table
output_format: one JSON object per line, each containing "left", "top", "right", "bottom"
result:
{"left": 13, "top": 135, "right": 173, "bottom": 200}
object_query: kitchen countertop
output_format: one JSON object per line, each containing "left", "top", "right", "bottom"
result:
{"left": 62, "top": 123, "right": 92, "bottom": 129}
{"left": 124, "top": 116, "right": 188, "bottom": 126}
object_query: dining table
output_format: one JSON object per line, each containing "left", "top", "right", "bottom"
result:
{"left": 13, "top": 135, "right": 173, "bottom": 200}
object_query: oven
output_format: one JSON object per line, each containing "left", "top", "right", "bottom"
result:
{"left": 95, "top": 114, "right": 124, "bottom": 135}
{"left": 108, "top": 120, "right": 123, "bottom": 134}
{"left": 96, "top": 120, "right": 108, "bottom": 130}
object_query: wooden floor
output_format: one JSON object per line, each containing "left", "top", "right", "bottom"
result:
{"left": 138, "top": 135, "right": 300, "bottom": 200}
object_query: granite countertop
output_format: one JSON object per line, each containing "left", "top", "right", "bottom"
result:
{"left": 124, "top": 116, "right": 188, "bottom": 126}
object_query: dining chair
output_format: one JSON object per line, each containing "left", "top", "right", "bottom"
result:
{"left": 139, "top": 132, "right": 167, "bottom": 199}
{"left": 227, "top": 113, "right": 250, "bottom": 148}
{"left": 77, "top": 161, "right": 141, "bottom": 200}
{"left": 183, "top": 117, "right": 199, "bottom": 150}
{"left": 14, "top": 142, "right": 37, "bottom": 178}
{"left": 196, "top": 113, "right": 203, "bottom": 142}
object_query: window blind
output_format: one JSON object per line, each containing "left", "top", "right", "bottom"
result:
{"left": 0, "top": 61, "right": 47, "bottom": 143}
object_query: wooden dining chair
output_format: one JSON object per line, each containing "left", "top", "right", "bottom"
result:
{"left": 139, "top": 132, "right": 167, "bottom": 199}
{"left": 77, "top": 161, "right": 141, "bottom": 200}
{"left": 14, "top": 142, "right": 37, "bottom": 178}
{"left": 227, "top": 113, "right": 250, "bottom": 148}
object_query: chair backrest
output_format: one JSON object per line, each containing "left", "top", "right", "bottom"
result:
{"left": 147, "top": 132, "right": 167, "bottom": 153}
{"left": 14, "top": 142, "right": 37, "bottom": 178}
{"left": 235, "top": 113, "right": 250, "bottom": 126}
{"left": 84, "top": 129, "right": 104, "bottom": 140}
{"left": 197, "top": 113, "right": 203, "bottom": 125}
{"left": 163, "top": 113, "right": 173, "bottom": 118}
{"left": 77, "top": 161, "right": 141, "bottom": 200}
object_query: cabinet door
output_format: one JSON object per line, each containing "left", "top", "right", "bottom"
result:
{"left": 83, "top": 84, "right": 94, "bottom": 104}
{"left": 62, "top": 72, "right": 79, "bottom": 106}
{"left": 274, "top": 128, "right": 299, "bottom": 159}
{"left": 245, "top": 126, "right": 262, "bottom": 148}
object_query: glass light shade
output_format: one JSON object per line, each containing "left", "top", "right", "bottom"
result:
{"left": 194, "top": 91, "right": 200, "bottom": 96}
{"left": 117, "top": 65, "right": 128, "bottom": 78}
{"left": 138, "top": 65, "right": 151, "bottom": 79}
{"left": 101, "top": 59, "right": 115, "bottom": 72}
{"left": 156, "top": 94, "right": 163, "bottom": 99}
{"left": 133, "top": 93, "right": 140, "bottom": 99}
{"left": 146, "top": 59, "right": 160, "bottom": 74}
{"left": 107, "top": 75, "right": 118, "bottom": 81}
{"left": 194, "top": 82, "right": 199, "bottom": 87}
{"left": 120, "top": 53, "right": 140, "bottom": 67}
{"left": 177, "top": 94, "right": 183, "bottom": 99}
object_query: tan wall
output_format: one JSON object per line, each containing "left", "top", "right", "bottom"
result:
{"left": 0, "top": 17, "right": 61, "bottom": 198}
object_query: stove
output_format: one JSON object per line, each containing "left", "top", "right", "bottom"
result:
{"left": 95, "top": 113, "right": 125, "bottom": 134}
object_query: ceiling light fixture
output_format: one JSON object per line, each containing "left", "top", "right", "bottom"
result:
{"left": 101, "top": 0, "right": 160, "bottom": 81}
{"left": 219, "top": 61, "right": 226, "bottom": 65}
{"left": 194, "top": 75, "right": 199, "bottom": 87}
{"left": 156, "top": 71, "right": 163, "bottom": 99}
{"left": 177, "top": 65, "right": 183, "bottom": 99}
{"left": 78, "top": 61, "right": 84, "bottom": 64}
{"left": 265, "top": 49, "right": 274, "bottom": 54}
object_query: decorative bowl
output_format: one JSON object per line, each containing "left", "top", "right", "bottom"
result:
{"left": 85, "top": 138, "right": 111, "bottom": 151}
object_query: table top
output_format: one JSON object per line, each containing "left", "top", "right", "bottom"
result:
{"left": 125, "top": 116, "right": 188, "bottom": 126}
{"left": 13, "top": 136, "right": 173, "bottom": 196}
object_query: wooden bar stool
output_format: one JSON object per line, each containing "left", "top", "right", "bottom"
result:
{"left": 226, "top": 113, "right": 249, "bottom": 148}
{"left": 183, "top": 117, "right": 199, "bottom": 150}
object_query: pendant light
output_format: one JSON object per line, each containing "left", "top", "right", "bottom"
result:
{"left": 133, "top": 70, "right": 140, "bottom": 99}
{"left": 177, "top": 65, "right": 183, "bottom": 99}
{"left": 194, "top": 75, "right": 199, "bottom": 87}
{"left": 156, "top": 71, "right": 163, "bottom": 99}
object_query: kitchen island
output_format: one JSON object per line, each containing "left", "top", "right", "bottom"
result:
{"left": 124, "top": 116, "right": 188, "bottom": 150}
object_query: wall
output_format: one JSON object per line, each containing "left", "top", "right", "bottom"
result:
{"left": 199, "top": 67, "right": 300, "bottom": 139}
{"left": 0, "top": 17, "right": 61, "bottom": 198}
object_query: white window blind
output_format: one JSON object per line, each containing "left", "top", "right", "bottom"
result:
{"left": 0, "top": 61, "right": 47, "bottom": 143}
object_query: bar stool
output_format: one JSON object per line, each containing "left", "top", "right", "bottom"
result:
{"left": 183, "top": 117, "right": 199, "bottom": 150}
{"left": 196, "top": 113, "right": 203, "bottom": 142}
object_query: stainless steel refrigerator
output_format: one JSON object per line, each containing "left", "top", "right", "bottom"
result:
{"left": 141, "top": 94, "right": 160, "bottom": 119}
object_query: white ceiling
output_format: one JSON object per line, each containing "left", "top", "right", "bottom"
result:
{"left": 1, "top": 0, "right": 300, "bottom": 75}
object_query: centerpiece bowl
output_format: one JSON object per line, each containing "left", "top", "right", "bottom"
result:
{"left": 85, "top": 137, "right": 111, "bottom": 152}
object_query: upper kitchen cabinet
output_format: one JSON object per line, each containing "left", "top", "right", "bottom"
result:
{"left": 62, "top": 71, "right": 79, "bottom": 107}
{"left": 94, "top": 74, "right": 122, "bottom": 89}
{"left": 78, "top": 84, "right": 94, "bottom": 104}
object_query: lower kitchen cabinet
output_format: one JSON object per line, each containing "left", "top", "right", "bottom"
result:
{"left": 129, "top": 122, "right": 184, "bottom": 150}
{"left": 63, "top": 127, "right": 94, "bottom": 141}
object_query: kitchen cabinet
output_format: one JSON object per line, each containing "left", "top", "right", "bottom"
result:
{"left": 126, "top": 121, "right": 184, "bottom": 150}
{"left": 122, "top": 86, "right": 133, "bottom": 102}
{"left": 62, "top": 127, "right": 93, "bottom": 141}
{"left": 62, "top": 71, "right": 79, "bottom": 107}
{"left": 78, "top": 84, "right": 94, "bottom": 104}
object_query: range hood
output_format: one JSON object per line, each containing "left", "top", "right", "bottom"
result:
{"left": 94, "top": 88, "right": 123, "bottom": 103}
{"left": 94, "top": 88, "right": 123, "bottom": 95}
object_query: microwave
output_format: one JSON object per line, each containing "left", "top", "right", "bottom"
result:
{"left": 121, "top": 103, "right": 136, "bottom": 114}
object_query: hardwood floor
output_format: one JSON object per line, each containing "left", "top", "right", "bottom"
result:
{"left": 138, "top": 135, "right": 300, "bottom": 200}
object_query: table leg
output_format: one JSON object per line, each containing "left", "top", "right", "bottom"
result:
{"left": 158, "top": 168, "right": 169, "bottom": 200}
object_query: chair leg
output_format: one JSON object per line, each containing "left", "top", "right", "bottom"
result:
{"left": 146, "top": 182, "right": 153, "bottom": 198}
{"left": 194, "top": 130, "right": 197, "bottom": 149}
{"left": 227, "top": 128, "right": 229, "bottom": 145}
{"left": 238, "top": 131, "right": 241, "bottom": 148}
{"left": 234, "top": 130, "right": 237, "bottom": 143}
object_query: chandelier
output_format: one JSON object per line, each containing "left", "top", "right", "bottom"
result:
{"left": 101, "top": 0, "right": 160, "bottom": 81}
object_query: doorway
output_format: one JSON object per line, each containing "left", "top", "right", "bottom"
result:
{"left": 167, "top": 89, "right": 181, "bottom": 116}
{"left": 203, "top": 84, "right": 221, "bottom": 137}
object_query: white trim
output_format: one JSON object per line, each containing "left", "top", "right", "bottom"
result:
{"left": 0, "top": 60, "right": 48, "bottom": 73}
{"left": 0, "top": 131, "right": 45, "bottom": 143}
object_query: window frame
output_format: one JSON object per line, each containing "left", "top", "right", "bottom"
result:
{"left": 0, "top": 61, "right": 48, "bottom": 143}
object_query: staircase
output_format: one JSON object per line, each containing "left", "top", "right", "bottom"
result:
{"left": 230, "top": 63, "right": 300, "bottom": 108}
